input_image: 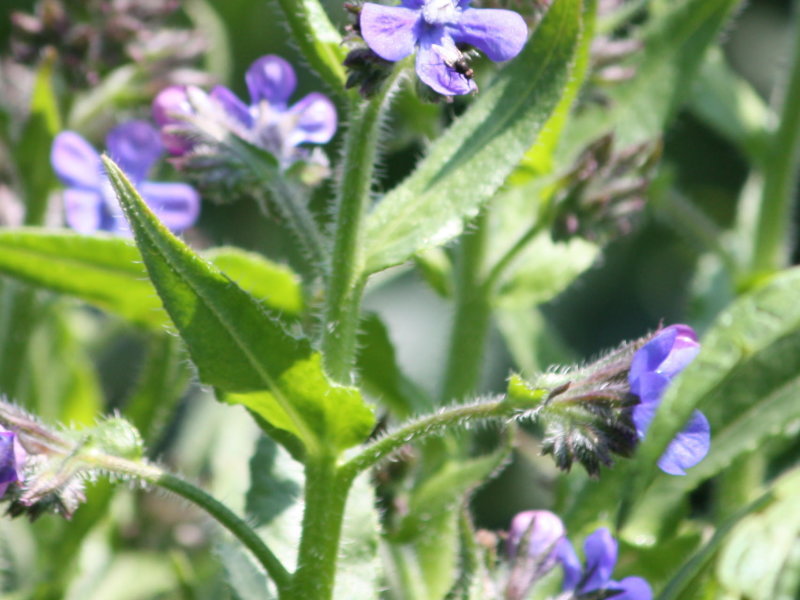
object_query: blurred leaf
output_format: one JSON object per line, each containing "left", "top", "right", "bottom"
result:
{"left": 357, "top": 313, "right": 433, "bottom": 417}
{"left": 246, "top": 435, "right": 302, "bottom": 528}
{"left": 565, "top": 267, "right": 800, "bottom": 531}
{"left": 362, "top": 0, "right": 583, "bottom": 273}
{"left": 716, "top": 470, "right": 800, "bottom": 600}
{"left": 494, "top": 235, "right": 599, "bottom": 308}
{"left": 203, "top": 246, "right": 304, "bottom": 316}
{"left": 688, "top": 48, "right": 770, "bottom": 164}
{"left": 0, "top": 230, "right": 304, "bottom": 328}
{"left": 559, "top": 0, "right": 745, "bottom": 161}
{"left": 217, "top": 540, "right": 275, "bottom": 600}
{"left": 104, "top": 157, "right": 374, "bottom": 458}
{"left": 18, "top": 51, "right": 61, "bottom": 226}
{"left": 392, "top": 434, "right": 512, "bottom": 542}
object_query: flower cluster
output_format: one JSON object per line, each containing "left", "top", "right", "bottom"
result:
{"left": 51, "top": 120, "right": 200, "bottom": 236}
{"left": 506, "top": 510, "right": 652, "bottom": 600}
{"left": 152, "top": 54, "right": 337, "bottom": 179}
{"left": 511, "top": 324, "right": 709, "bottom": 476}
{"left": 629, "top": 324, "right": 710, "bottom": 475}
{"left": 358, "top": 0, "right": 528, "bottom": 96}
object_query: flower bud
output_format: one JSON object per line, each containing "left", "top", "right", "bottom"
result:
{"left": 505, "top": 510, "right": 568, "bottom": 599}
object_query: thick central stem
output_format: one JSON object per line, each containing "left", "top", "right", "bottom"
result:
{"left": 286, "top": 456, "right": 352, "bottom": 600}
{"left": 322, "top": 73, "right": 402, "bottom": 384}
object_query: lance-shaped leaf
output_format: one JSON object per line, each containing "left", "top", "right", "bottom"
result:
{"left": 103, "top": 156, "right": 374, "bottom": 458}
{"left": 0, "top": 231, "right": 304, "bottom": 328}
{"left": 362, "top": 0, "right": 583, "bottom": 273}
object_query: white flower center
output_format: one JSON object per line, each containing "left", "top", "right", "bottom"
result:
{"left": 422, "top": 0, "right": 460, "bottom": 25}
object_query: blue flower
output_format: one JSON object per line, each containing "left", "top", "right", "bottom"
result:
{"left": 0, "top": 426, "right": 25, "bottom": 498}
{"left": 360, "top": 0, "right": 528, "bottom": 95}
{"left": 152, "top": 55, "right": 337, "bottom": 168}
{"left": 51, "top": 120, "right": 200, "bottom": 235}
{"left": 559, "top": 528, "right": 652, "bottom": 600}
{"left": 629, "top": 324, "right": 710, "bottom": 475}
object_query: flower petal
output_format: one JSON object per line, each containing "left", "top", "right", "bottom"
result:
{"left": 105, "top": 120, "right": 163, "bottom": 183}
{"left": 0, "top": 432, "right": 18, "bottom": 487}
{"left": 416, "top": 32, "right": 476, "bottom": 95}
{"left": 210, "top": 85, "right": 253, "bottom": 129}
{"left": 246, "top": 55, "right": 297, "bottom": 107}
{"left": 287, "top": 92, "right": 338, "bottom": 146}
{"left": 450, "top": 8, "right": 528, "bottom": 62}
{"left": 612, "top": 576, "right": 653, "bottom": 600}
{"left": 51, "top": 131, "right": 102, "bottom": 190}
{"left": 556, "top": 538, "right": 583, "bottom": 591}
{"left": 657, "top": 410, "right": 711, "bottom": 476}
{"left": 360, "top": 3, "right": 420, "bottom": 62}
{"left": 139, "top": 181, "right": 201, "bottom": 232}
{"left": 152, "top": 86, "right": 195, "bottom": 155}
{"left": 63, "top": 188, "right": 105, "bottom": 233}
{"left": 581, "top": 528, "right": 617, "bottom": 592}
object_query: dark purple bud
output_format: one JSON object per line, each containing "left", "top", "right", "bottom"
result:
{"left": 0, "top": 427, "right": 26, "bottom": 498}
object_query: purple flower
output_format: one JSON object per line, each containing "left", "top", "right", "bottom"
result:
{"left": 152, "top": 55, "right": 337, "bottom": 167}
{"left": 629, "top": 324, "right": 710, "bottom": 475}
{"left": 506, "top": 510, "right": 571, "bottom": 599}
{"left": 0, "top": 426, "right": 26, "bottom": 498}
{"left": 559, "top": 528, "right": 652, "bottom": 600}
{"left": 360, "top": 0, "right": 528, "bottom": 95}
{"left": 51, "top": 120, "right": 200, "bottom": 235}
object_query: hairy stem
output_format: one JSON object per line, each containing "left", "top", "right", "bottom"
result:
{"left": 322, "top": 70, "right": 403, "bottom": 383}
{"left": 750, "top": 2, "right": 800, "bottom": 273}
{"left": 87, "top": 455, "right": 291, "bottom": 594}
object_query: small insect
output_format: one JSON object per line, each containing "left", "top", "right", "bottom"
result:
{"left": 450, "top": 55, "right": 474, "bottom": 79}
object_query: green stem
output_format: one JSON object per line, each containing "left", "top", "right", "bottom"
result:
{"left": 87, "top": 454, "right": 291, "bottom": 594}
{"left": 483, "top": 221, "right": 547, "bottom": 294}
{"left": 322, "top": 71, "right": 403, "bottom": 383}
{"left": 340, "top": 396, "right": 533, "bottom": 480}
{"left": 285, "top": 456, "right": 352, "bottom": 600}
{"left": 440, "top": 211, "right": 491, "bottom": 403}
{"left": 271, "top": 0, "right": 347, "bottom": 93}
{"left": 750, "top": 1, "right": 800, "bottom": 273}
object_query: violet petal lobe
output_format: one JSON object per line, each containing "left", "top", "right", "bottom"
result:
{"left": 556, "top": 539, "right": 583, "bottom": 591}
{"left": 580, "top": 528, "right": 618, "bottom": 593}
{"left": 51, "top": 131, "right": 103, "bottom": 190}
{"left": 450, "top": 7, "right": 528, "bottom": 62}
{"left": 416, "top": 31, "right": 476, "bottom": 95}
{"left": 63, "top": 188, "right": 105, "bottom": 234}
{"left": 105, "top": 120, "right": 163, "bottom": 183}
{"left": 139, "top": 181, "right": 200, "bottom": 233}
{"left": 287, "top": 92, "right": 338, "bottom": 146}
{"left": 210, "top": 85, "right": 254, "bottom": 129}
{"left": 360, "top": 3, "right": 420, "bottom": 62}
{"left": 613, "top": 576, "right": 653, "bottom": 600}
{"left": 507, "top": 510, "right": 566, "bottom": 566}
{"left": 0, "top": 432, "right": 17, "bottom": 486}
{"left": 152, "top": 86, "right": 195, "bottom": 156}
{"left": 657, "top": 410, "right": 711, "bottom": 476}
{"left": 246, "top": 55, "right": 297, "bottom": 107}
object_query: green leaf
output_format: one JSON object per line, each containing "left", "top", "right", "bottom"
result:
{"left": 0, "top": 230, "right": 304, "bottom": 328}
{"left": 356, "top": 313, "right": 433, "bottom": 417}
{"left": 559, "top": 0, "right": 745, "bottom": 160}
{"left": 362, "top": 0, "right": 583, "bottom": 273}
{"left": 217, "top": 540, "right": 275, "bottom": 600}
{"left": 0, "top": 230, "right": 164, "bottom": 328}
{"left": 565, "top": 267, "right": 800, "bottom": 531}
{"left": 17, "top": 52, "right": 61, "bottom": 227}
{"left": 104, "top": 157, "right": 374, "bottom": 457}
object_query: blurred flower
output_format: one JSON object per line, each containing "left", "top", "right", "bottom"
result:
{"left": 10, "top": 0, "right": 210, "bottom": 91}
{"left": 51, "top": 120, "right": 200, "bottom": 235}
{"left": 505, "top": 510, "right": 570, "bottom": 599}
{"left": 559, "top": 528, "right": 652, "bottom": 600}
{"left": 552, "top": 134, "right": 660, "bottom": 243}
{"left": 153, "top": 55, "right": 337, "bottom": 168}
{"left": 359, "top": 0, "right": 527, "bottom": 96}
{"left": 629, "top": 324, "right": 710, "bottom": 475}
{"left": 0, "top": 426, "right": 26, "bottom": 499}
